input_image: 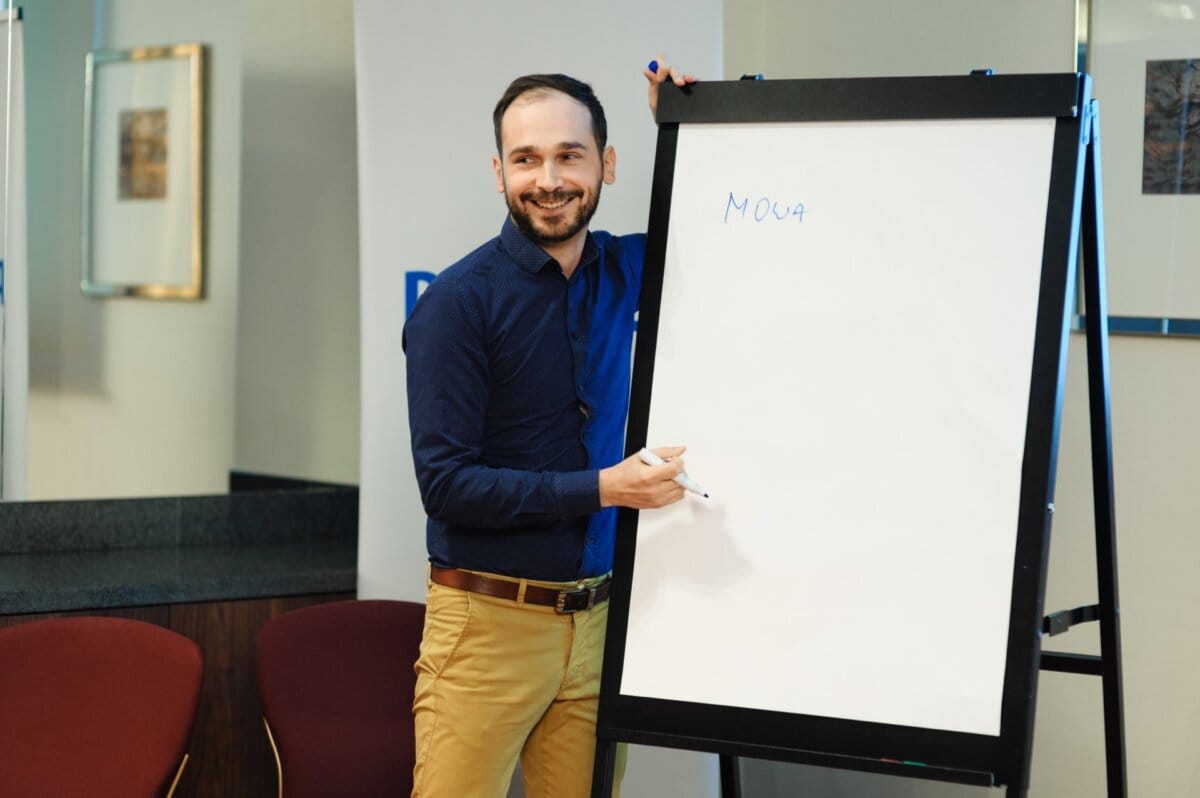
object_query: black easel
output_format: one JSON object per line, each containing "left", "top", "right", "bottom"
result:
{"left": 591, "top": 76, "right": 1125, "bottom": 798}
{"left": 1030, "top": 98, "right": 1128, "bottom": 798}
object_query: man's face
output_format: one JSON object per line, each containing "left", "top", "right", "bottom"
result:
{"left": 492, "top": 90, "right": 616, "bottom": 247}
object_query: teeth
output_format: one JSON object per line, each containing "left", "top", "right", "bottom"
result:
{"left": 534, "top": 197, "right": 572, "bottom": 209}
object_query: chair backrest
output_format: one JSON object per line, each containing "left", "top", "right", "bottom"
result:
{"left": 256, "top": 598, "right": 425, "bottom": 798}
{"left": 0, "top": 616, "right": 204, "bottom": 798}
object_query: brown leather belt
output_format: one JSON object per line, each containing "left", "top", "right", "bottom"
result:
{"left": 430, "top": 566, "right": 611, "bottom": 614}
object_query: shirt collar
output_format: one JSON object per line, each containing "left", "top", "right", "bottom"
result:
{"left": 499, "top": 215, "right": 599, "bottom": 275}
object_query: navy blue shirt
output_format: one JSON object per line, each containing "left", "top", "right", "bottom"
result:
{"left": 403, "top": 218, "right": 645, "bottom": 581}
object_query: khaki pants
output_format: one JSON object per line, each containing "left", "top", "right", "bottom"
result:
{"left": 412, "top": 573, "right": 625, "bottom": 798}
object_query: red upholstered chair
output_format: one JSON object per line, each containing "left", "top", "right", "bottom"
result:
{"left": 0, "top": 616, "right": 203, "bottom": 798}
{"left": 256, "top": 599, "right": 425, "bottom": 798}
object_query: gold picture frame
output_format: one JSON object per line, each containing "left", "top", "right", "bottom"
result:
{"left": 82, "top": 43, "right": 206, "bottom": 299}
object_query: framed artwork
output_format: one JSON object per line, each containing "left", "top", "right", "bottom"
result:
{"left": 82, "top": 43, "right": 206, "bottom": 299}
{"left": 1142, "top": 58, "right": 1199, "bottom": 196}
{"left": 1082, "top": 0, "right": 1200, "bottom": 333}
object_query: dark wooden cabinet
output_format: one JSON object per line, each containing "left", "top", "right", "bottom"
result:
{"left": 0, "top": 592, "right": 354, "bottom": 797}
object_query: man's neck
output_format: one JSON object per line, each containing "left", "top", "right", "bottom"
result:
{"left": 541, "top": 230, "right": 588, "bottom": 279}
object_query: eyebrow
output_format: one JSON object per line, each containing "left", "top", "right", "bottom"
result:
{"left": 507, "top": 141, "right": 591, "bottom": 158}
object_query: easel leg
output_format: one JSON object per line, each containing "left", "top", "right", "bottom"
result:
{"left": 719, "top": 754, "right": 742, "bottom": 798}
{"left": 1080, "top": 98, "right": 1129, "bottom": 798}
{"left": 591, "top": 738, "right": 616, "bottom": 798}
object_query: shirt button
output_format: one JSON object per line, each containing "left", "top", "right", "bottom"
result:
{"left": 579, "top": 403, "right": 590, "bottom": 419}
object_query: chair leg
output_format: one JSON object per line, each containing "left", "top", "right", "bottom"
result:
{"left": 263, "top": 716, "right": 284, "bottom": 798}
{"left": 165, "top": 753, "right": 189, "bottom": 798}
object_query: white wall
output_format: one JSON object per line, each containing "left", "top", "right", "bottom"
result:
{"left": 353, "top": 1, "right": 723, "bottom": 794}
{"left": 233, "top": 0, "right": 360, "bottom": 484}
{"left": 26, "top": 0, "right": 245, "bottom": 499}
{"left": 24, "top": 0, "right": 93, "bottom": 496}
{"left": 725, "top": 0, "right": 1077, "bottom": 80}
{"left": 727, "top": 2, "right": 1200, "bottom": 797}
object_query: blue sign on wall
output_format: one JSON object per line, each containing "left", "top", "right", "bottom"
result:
{"left": 406, "top": 270, "right": 437, "bottom": 318}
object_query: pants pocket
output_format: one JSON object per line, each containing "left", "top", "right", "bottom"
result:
{"left": 416, "top": 583, "right": 472, "bottom": 678}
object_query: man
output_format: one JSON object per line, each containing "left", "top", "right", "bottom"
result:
{"left": 403, "top": 61, "right": 694, "bottom": 798}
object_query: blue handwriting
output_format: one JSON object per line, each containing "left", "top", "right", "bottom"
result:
{"left": 724, "top": 192, "right": 807, "bottom": 225}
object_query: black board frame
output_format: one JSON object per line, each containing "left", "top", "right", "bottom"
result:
{"left": 594, "top": 73, "right": 1097, "bottom": 794}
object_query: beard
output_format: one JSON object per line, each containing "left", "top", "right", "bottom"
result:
{"left": 506, "top": 183, "right": 602, "bottom": 246}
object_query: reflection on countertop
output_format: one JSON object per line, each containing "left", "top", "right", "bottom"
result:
{"left": 0, "top": 474, "right": 358, "bottom": 615}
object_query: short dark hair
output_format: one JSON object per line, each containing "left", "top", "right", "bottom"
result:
{"left": 492, "top": 73, "right": 608, "bottom": 155}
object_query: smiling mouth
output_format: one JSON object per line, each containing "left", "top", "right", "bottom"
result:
{"left": 525, "top": 191, "right": 580, "bottom": 211}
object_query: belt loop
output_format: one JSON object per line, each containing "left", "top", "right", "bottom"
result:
{"left": 516, "top": 579, "right": 528, "bottom": 604}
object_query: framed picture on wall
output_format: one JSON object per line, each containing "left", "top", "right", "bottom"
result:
{"left": 82, "top": 43, "right": 206, "bottom": 299}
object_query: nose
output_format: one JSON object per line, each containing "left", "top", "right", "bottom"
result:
{"left": 537, "top": 161, "right": 563, "bottom": 191}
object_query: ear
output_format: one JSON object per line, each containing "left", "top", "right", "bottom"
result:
{"left": 492, "top": 154, "right": 506, "bottom": 193}
{"left": 602, "top": 145, "right": 617, "bottom": 185}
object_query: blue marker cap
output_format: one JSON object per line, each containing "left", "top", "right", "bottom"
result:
{"left": 648, "top": 60, "right": 658, "bottom": 73}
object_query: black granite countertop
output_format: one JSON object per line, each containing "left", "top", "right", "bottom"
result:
{"left": 0, "top": 484, "right": 357, "bottom": 615}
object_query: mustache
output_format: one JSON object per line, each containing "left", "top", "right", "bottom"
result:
{"left": 520, "top": 189, "right": 582, "bottom": 204}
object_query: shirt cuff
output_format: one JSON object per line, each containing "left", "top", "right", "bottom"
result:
{"left": 556, "top": 469, "right": 601, "bottom": 518}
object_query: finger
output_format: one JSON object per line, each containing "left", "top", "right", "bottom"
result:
{"left": 643, "top": 55, "right": 662, "bottom": 83}
{"left": 655, "top": 55, "right": 671, "bottom": 84}
{"left": 650, "top": 445, "right": 686, "bottom": 461}
{"left": 645, "top": 461, "right": 677, "bottom": 483}
{"left": 642, "top": 54, "right": 659, "bottom": 82}
{"left": 637, "top": 456, "right": 677, "bottom": 485}
{"left": 649, "top": 485, "right": 682, "bottom": 508}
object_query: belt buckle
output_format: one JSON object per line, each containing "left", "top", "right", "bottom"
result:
{"left": 555, "top": 585, "right": 596, "bottom": 614}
